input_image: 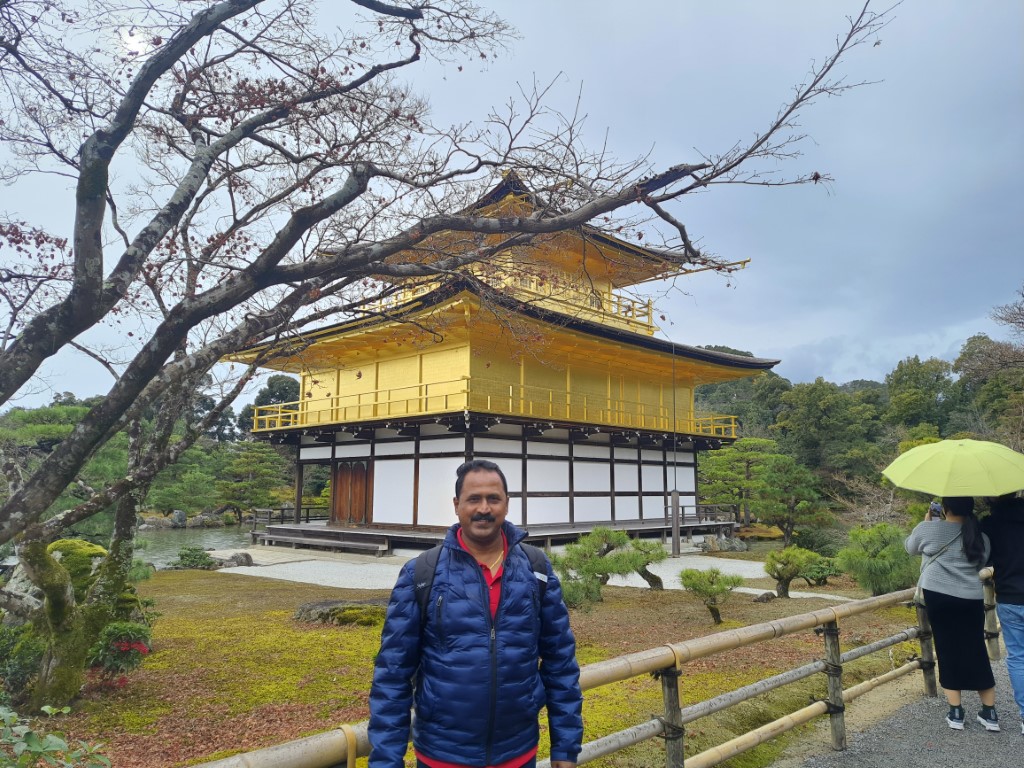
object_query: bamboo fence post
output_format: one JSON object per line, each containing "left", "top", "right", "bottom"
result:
{"left": 659, "top": 665, "right": 685, "bottom": 768}
{"left": 821, "top": 621, "right": 846, "bottom": 750}
{"left": 980, "top": 567, "right": 1001, "bottom": 661}
{"left": 914, "top": 602, "right": 938, "bottom": 697}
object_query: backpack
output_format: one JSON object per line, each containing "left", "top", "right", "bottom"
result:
{"left": 414, "top": 542, "right": 549, "bottom": 630}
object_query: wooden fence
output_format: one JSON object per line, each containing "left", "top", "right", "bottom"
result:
{"left": 196, "top": 573, "right": 1004, "bottom": 768}
{"left": 250, "top": 507, "right": 330, "bottom": 526}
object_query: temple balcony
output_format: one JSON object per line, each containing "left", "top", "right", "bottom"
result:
{"left": 251, "top": 376, "right": 738, "bottom": 438}
{"left": 367, "top": 273, "right": 656, "bottom": 335}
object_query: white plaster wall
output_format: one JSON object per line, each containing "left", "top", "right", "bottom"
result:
{"left": 335, "top": 443, "right": 370, "bottom": 459}
{"left": 528, "top": 459, "right": 569, "bottom": 493}
{"left": 527, "top": 442, "right": 569, "bottom": 457}
{"left": 641, "top": 449, "right": 664, "bottom": 462}
{"left": 504, "top": 498, "right": 524, "bottom": 527}
{"left": 642, "top": 464, "right": 665, "bottom": 493}
{"left": 575, "top": 462, "right": 610, "bottom": 492}
{"left": 614, "top": 463, "right": 638, "bottom": 492}
{"left": 574, "top": 497, "right": 611, "bottom": 522}
{"left": 643, "top": 494, "right": 668, "bottom": 519}
{"left": 615, "top": 496, "right": 640, "bottom": 519}
{"left": 417, "top": 457, "right": 464, "bottom": 525}
{"left": 375, "top": 440, "right": 414, "bottom": 456}
{"left": 500, "top": 461, "right": 523, "bottom": 494}
{"left": 614, "top": 446, "right": 639, "bottom": 460}
{"left": 298, "top": 446, "right": 332, "bottom": 461}
{"left": 474, "top": 437, "right": 519, "bottom": 454}
{"left": 665, "top": 464, "right": 696, "bottom": 493}
{"left": 574, "top": 444, "right": 609, "bottom": 459}
{"left": 420, "top": 437, "right": 464, "bottom": 454}
{"left": 372, "top": 458, "right": 414, "bottom": 524}
{"left": 526, "top": 497, "right": 569, "bottom": 524}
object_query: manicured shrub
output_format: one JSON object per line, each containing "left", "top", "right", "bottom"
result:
{"left": 679, "top": 568, "right": 745, "bottom": 624}
{"left": 836, "top": 523, "right": 918, "bottom": 596}
{"left": 799, "top": 555, "right": 841, "bottom": 586}
{"left": 171, "top": 546, "right": 216, "bottom": 569}
{"left": 791, "top": 526, "right": 844, "bottom": 557}
{"left": 764, "top": 546, "right": 817, "bottom": 598}
{"left": 549, "top": 528, "right": 665, "bottom": 610}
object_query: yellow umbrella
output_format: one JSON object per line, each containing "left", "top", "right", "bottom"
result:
{"left": 882, "top": 439, "right": 1024, "bottom": 497}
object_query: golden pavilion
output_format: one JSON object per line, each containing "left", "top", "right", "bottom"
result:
{"left": 231, "top": 173, "right": 777, "bottom": 550}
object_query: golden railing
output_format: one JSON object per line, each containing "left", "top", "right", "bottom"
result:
{"left": 503, "top": 272, "right": 655, "bottom": 334}
{"left": 365, "top": 274, "right": 656, "bottom": 334}
{"left": 252, "top": 377, "right": 737, "bottom": 438}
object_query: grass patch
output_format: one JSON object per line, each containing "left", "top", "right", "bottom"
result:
{"left": 50, "top": 567, "right": 917, "bottom": 768}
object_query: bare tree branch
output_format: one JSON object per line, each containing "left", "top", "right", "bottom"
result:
{"left": 0, "top": 0, "right": 892, "bottom": 545}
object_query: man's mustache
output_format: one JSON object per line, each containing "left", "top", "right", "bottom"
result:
{"left": 471, "top": 514, "right": 496, "bottom": 522}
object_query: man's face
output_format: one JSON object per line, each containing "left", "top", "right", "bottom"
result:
{"left": 453, "top": 470, "right": 509, "bottom": 548}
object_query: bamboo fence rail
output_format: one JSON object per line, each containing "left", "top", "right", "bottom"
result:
{"left": 196, "top": 572, "right": 1001, "bottom": 768}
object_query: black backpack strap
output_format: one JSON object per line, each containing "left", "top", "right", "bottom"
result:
{"left": 520, "top": 543, "right": 548, "bottom": 602}
{"left": 415, "top": 541, "right": 549, "bottom": 632}
{"left": 414, "top": 544, "right": 443, "bottom": 631}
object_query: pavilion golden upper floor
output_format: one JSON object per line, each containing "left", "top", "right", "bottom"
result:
{"left": 228, "top": 174, "right": 778, "bottom": 442}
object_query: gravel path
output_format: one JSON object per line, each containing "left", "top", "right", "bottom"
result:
{"left": 213, "top": 546, "right": 846, "bottom": 599}
{"left": 775, "top": 657, "right": 1021, "bottom": 767}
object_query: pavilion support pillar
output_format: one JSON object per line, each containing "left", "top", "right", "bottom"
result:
{"left": 670, "top": 490, "right": 680, "bottom": 558}
{"left": 294, "top": 459, "right": 304, "bottom": 524}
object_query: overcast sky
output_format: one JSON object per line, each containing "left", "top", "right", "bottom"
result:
{"left": 8, "top": 0, "right": 1023, "bottom": 408}
{"left": 411, "top": 0, "right": 1023, "bottom": 384}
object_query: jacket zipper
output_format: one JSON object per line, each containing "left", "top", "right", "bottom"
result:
{"left": 434, "top": 594, "right": 444, "bottom": 645}
{"left": 484, "top": 549, "right": 508, "bottom": 765}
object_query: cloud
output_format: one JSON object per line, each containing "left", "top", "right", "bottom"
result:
{"left": 8, "top": 0, "right": 1023, "bottom": 408}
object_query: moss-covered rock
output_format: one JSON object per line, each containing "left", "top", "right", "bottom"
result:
{"left": 46, "top": 539, "right": 108, "bottom": 603}
{"left": 294, "top": 600, "right": 386, "bottom": 626}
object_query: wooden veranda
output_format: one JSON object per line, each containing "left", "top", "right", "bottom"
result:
{"left": 251, "top": 505, "right": 739, "bottom": 557}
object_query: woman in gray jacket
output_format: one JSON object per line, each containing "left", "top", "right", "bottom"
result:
{"left": 905, "top": 496, "right": 997, "bottom": 731}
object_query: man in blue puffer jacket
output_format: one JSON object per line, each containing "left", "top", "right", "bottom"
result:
{"left": 369, "top": 459, "right": 583, "bottom": 768}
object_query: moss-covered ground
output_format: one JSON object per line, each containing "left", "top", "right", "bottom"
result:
{"left": 48, "top": 569, "right": 920, "bottom": 768}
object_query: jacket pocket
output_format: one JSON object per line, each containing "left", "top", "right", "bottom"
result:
{"left": 434, "top": 592, "right": 452, "bottom": 651}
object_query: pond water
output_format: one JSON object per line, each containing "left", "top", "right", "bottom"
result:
{"left": 135, "top": 526, "right": 253, "bottom": 568}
